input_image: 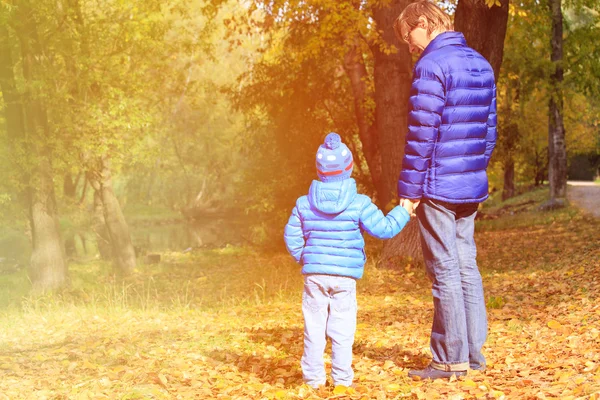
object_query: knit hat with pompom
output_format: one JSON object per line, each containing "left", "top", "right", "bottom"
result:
{"left": 315, "top": 132, "right": 353, "bottom": 182}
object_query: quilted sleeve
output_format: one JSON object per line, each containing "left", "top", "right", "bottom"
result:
{"left": 485, "top": 83, "right": 497, "bottom": 166}
{"left": 283, "top": 206, "right": 305, "bottom": 263}
{"left": 397, "top": 58, "right": 445, "bottom": 200}
{"left": 359, "top": 199, "right": 410, "bottom": 240}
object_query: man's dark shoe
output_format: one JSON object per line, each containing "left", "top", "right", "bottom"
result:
{"left": 408, "top": 364, "right": 467, "bottom": 380}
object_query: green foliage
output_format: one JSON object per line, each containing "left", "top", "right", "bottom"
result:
{"left": 121, "top": 0, "right": 250, "bottom": 212}
{"left": 492, "top": 0, "right": 600, "bottom": 190}
{"left": 487, "top": 295, "right": 506, "bottom": 309}
{"left": 228, "top": 0, "right": 392, "bottom": 235}
{"left": 1, "top": 0, "right": 251, "bottom": 219}
{"left": 564, "top": 5, "right": 600, "bottom": 97}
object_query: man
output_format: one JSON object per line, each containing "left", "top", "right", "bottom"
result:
{"left": 393, "top": 1, "right": 497, "bottom": 380}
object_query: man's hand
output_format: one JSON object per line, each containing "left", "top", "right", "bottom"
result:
{"left": 399, "top": 198, "right": 420, "bottom": 217}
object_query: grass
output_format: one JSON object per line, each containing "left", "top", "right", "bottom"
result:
{"left": 0, "top": 187, "right": 599, "bottom": 399}
{"left": 0, "top": 185, "right": 594, "bottom": 312}
{"left": 476, "top": 185, "right": 580, "bottom": 232}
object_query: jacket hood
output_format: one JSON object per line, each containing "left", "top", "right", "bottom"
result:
{"left": 308, "top": 178, "right": 357, "bottom": 214}
{"left": 421, "top": 31, "right": 467, "bottom": 58}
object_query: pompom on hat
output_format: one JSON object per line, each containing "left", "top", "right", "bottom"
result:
{"left": 315, "top": 133, "right": 354, "bottom": 182}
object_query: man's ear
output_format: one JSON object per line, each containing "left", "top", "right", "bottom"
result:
{"left": 418, "top": 16, "right": 428, "bottom": 29}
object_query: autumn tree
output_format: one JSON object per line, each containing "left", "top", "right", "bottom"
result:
{"left": 227, "top": 0, "right": 512, "bottom": 259}
{"left": 52, "top": 0, "right": 204, "bottom": 274}
{"left": 0, "top": 2, "right": 68, "bottom": 291}
{"left": 546, "top": 0, "right": 567, "bottom": 205}
{"left": 496, "top": 0, "right": 600, "bottom": 200}
{"left": 454, "top": 0, "right": 509, "bottom": 80}
{"left": 1, "top": 0, "right": 219, "bottom": 279}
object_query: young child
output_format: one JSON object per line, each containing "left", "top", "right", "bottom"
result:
{"left": 284, "top": 133, "right": 411, "bottom": 389}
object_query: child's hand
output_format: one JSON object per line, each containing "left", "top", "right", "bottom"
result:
{"left": 400, "top": 198, "right": 420, "bottom": 217}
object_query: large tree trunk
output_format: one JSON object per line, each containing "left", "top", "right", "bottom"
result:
{"left": 19, "top": 39, "right": 67, "bottom": 291}
{"left": 1, "top": 25, "right": 67, "bottom": 291}
{"left": 548, "top": 0, "right": 567, "bottom": 201}
{"left": 93, "top": 188, "right": 112, "bottom": 260}
{"left": 343, "top": 42, "right": 383, "bottom": 196}
{"left": 7, "top": 9, "right": 68, "bottom": 291}
{"left": 29, "top": 161, "right": 68, "bottom": 291}
{"left": 88, "top": 158, "right": 136, "bottom": 275}
{"left": 500, "top": 81, "right": 518, "bottom": 200}
{"left": 64, "top": 172, "right": 80, "bottom": 199}
{"left": 502, "top": 158, "right": 515, "bottom": 200}
{"left": 371, "top": 0, "right": 413, "bottom": 208}
{"left": 369, "top": 0, "right": 419, "bottom": 262}
{"left": 454, "top": 0, "right": 509, "bottom": 81}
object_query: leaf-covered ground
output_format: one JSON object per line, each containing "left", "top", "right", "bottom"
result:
{"left": 0, "top": 194, "right": 599, "bottom": 399}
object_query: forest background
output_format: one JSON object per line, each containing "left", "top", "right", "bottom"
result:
{"left": 1, "top": 0, "right": 600, "bottom": 399}
{"left": 0, "top": 0, "right": 599, "bottom": 290}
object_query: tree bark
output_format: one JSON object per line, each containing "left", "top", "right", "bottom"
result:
{"left": 92, "top": 188, "right": 112, "bottom": 260}
{"left": 7, "top": 8, "right": 68, "bottom": 291}
{"left": 500, "top": 81, "right": 518, "bottom": 200}
{"left": 64, "top": 172, "right": 80, "bottom": 199}
{"left": 454, "top": 0, "right": 510, "bottom": 81}
{"left": 343, "top": 42, "right": 383, "bottom": 196}
{"left": 29, "top": 161, "right": 68, "bottom": 291}
{"left": 78, "top": 175, "right": 89, "bottom": 204}
{"left": 548, "top": 0, "right": 567, "bottom": 201}
{"left": 371, "top": 0, "right": 413, "bottom": 208}
{"left": 368, "top": 0, "right": 419, "bottom": 261}
{"left": 88, "top": 157, "right": 136, "bottom": 275}
{"left": 502, "top": 158, "right": 515, "bottom": 200}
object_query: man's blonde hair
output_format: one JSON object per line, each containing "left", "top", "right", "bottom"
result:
{"left": 393, "top": 1, "right": 453, "bottom": 42}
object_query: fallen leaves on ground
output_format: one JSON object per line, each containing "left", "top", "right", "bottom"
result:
{"left": 0, "top": 212, "right": 599, "bottom": 399}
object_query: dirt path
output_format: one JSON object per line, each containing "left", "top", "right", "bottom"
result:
{"left": 567, "top": 181, "right": 600, "bottom": 218}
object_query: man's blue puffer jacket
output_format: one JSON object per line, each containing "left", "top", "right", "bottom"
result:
{"left": 284, "top": 178, "right": 410, "bottom": 279}
{"left": 397, "top": 31, "right": 497, "bottom": 204}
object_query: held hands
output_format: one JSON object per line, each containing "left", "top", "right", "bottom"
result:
{"left": 399, "top": 198, "right": 420, "bottom": 217}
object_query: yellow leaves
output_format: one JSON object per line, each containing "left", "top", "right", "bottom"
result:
{"left": 273, "top": 367, "right": 296, "bottom": 378}
{"left": 2, "top": 208, "right": 600, "bottom": 399}
{"left": 547, "top": 319, "right": 568, "bottom": 334}
{"left": 384, "top": 383, "right": 401, "bottom": 392}
{"left": 460, "top": 378, "right": 477, "bottom": 388}
{"left": 484, "top": 0, "right": 502, "bottom": 7}
{"left": 333, "top": 385, "right": 356, "bottom": 395}
{"left": 157, "top": 372, "right": 168, "bottom": 388}
{"left": 565, "top": 266, "right": 585, "bottom": 277}
{"left": 583, "top": 361, "right": 597, "bottom": 373}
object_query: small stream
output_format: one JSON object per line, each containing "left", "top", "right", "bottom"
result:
{"left": 0, "top": 217, "right": 250, "bottom": 272}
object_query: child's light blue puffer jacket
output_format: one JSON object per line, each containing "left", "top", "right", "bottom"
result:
{"left": 284, "top": 178, "right": 410, "bottom": 279}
